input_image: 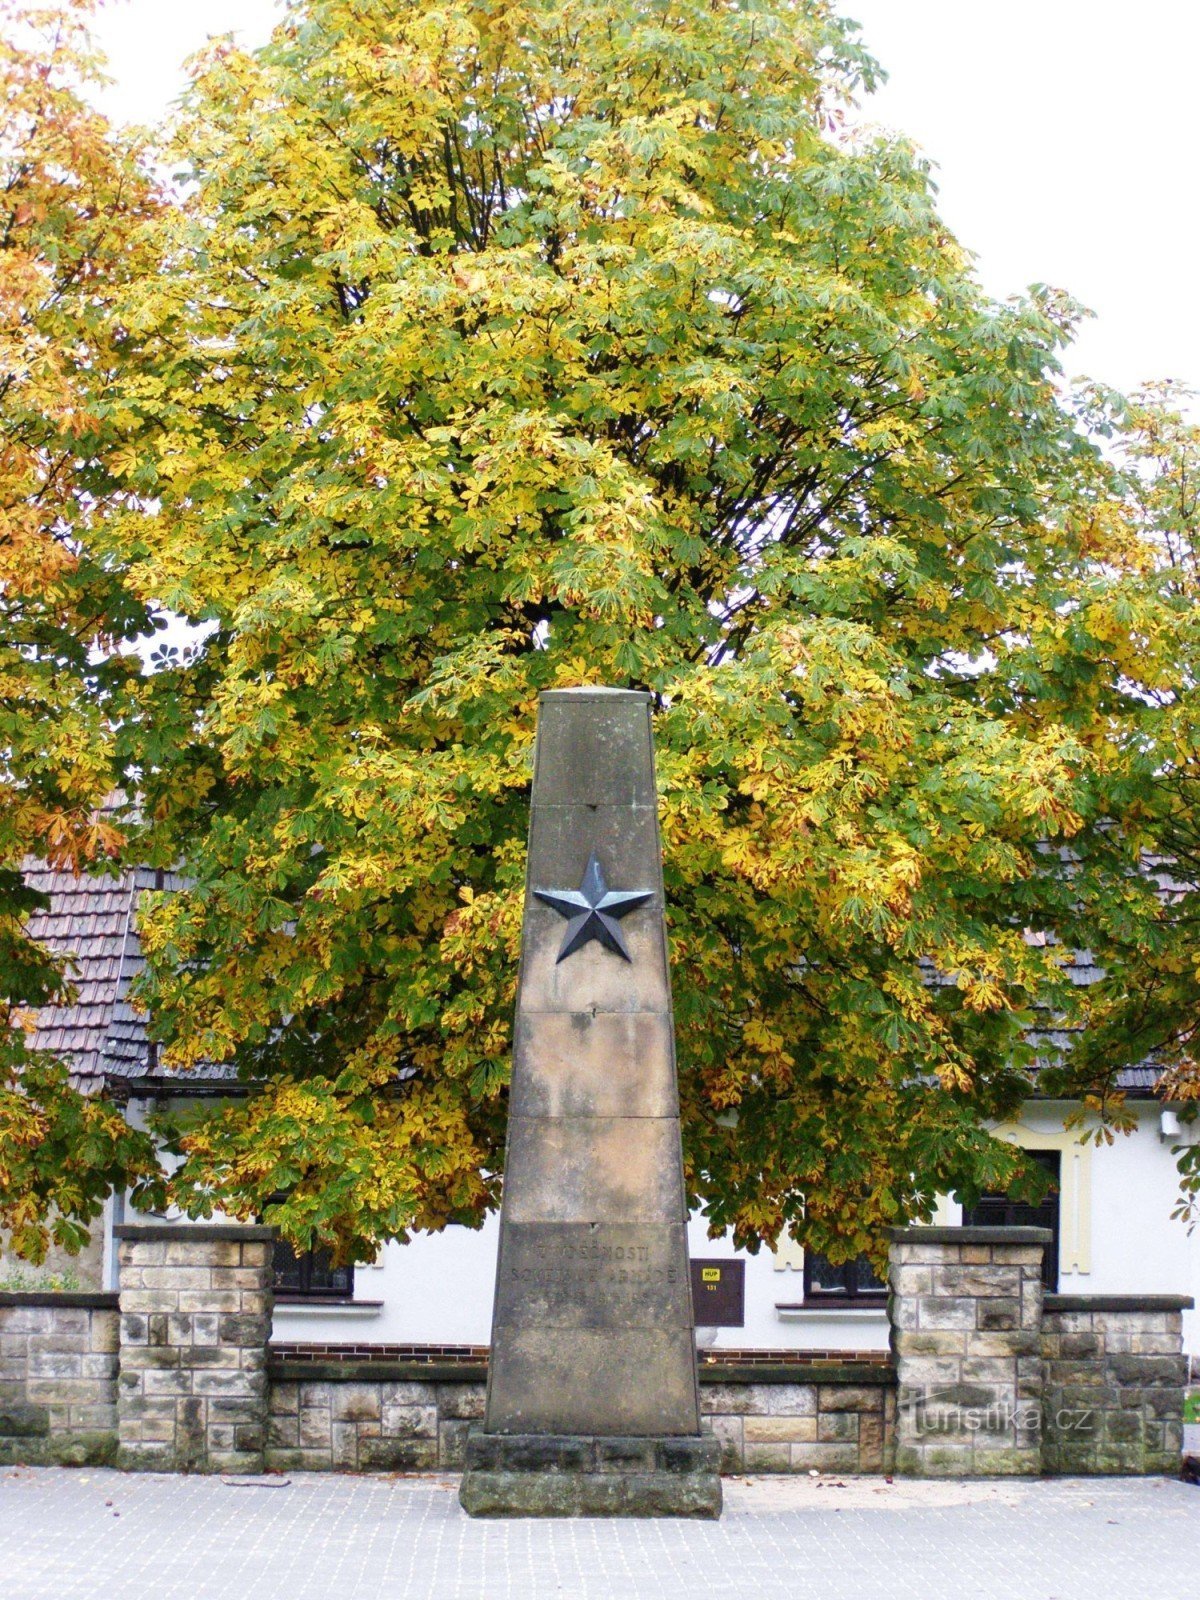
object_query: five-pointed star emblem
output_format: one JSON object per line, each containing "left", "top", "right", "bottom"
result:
{"left": 533, "top": 852, "right": 654, "bottom": 964}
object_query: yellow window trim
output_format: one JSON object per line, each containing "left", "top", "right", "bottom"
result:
{"left": 771, "top": 1123, "right": 1092, "bottom": 1276}
{"left": 990, "top": 1122, "right": 1092, "bottom": 1275}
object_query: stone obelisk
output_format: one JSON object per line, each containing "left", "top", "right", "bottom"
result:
{"left": 459, "top": 687, "right": 721, "bottom": 1518}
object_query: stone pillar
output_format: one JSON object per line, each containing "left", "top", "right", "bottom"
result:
{"left": 888, "top": 1225, "right": 1048, "bottom": 1477}
{"left": 460, "top": 687, "right": 720, "bottom": 1517}
{"left": 1042, "top": 1294, "right": 1192, "bottom": 1474}
{"left": 115, "top": 1223, "right": 273, "bottom": 1473}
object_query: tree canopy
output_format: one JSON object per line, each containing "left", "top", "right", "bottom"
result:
{"left": 5, "top": 0, "right": 1200, "bottom": 1265}
{"left": 0, "top": 0, "right": 161, "bottom": 1258}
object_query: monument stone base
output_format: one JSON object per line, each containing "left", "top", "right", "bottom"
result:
{"left": 458, "top": 1430, "right": 723, "bottom": 1518}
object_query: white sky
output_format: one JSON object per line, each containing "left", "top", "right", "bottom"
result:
{"left": 90, "top": 0, "right": 1200, "bottom": 401}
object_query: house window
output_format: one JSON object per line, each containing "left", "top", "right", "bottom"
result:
{"left": 272, "top": 1237, "right": 354, "bottom": 1300}
{"left": 962, "top": 1149, "right": 1060, "bottom": 1292}
{"left": 803, "top": 1249, "right": 887, "bottom": 1306}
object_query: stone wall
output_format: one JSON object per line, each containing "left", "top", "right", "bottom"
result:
{"left": 267, "top": 1362, "right": 483, "bottom": 1472}
{"left": 889, "top": 1225, "right": 1047, "bottom": 1477}
{"left": 0, "top": 1224, "right": 1190, "bottom": 1479}
{"left": 0, "top": 1293, "right": 118, "bottom": 1465}
{"left": 115, "top": 1223, "right": 273, "bottom": 1474}
{"left": 701, "top": 1364, "right": 895, "bottom": 1474}
{"left": 1042, "top": 1295, "right": 1190, "bottom": 1474}
{"left": 265, "top": 1358, "right": 896, "bottom": 1475}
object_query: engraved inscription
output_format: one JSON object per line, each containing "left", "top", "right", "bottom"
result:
{"left": 508, "top": 1236, "right": 679, "bottom": 1290}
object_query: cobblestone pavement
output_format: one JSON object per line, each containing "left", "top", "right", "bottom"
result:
{"left": 2, "top": 1468, "right": 1197, "bottom": 1600}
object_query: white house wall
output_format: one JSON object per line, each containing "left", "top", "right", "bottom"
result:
{"left": 265, "top": 1100, "right": 1198, "bottom": 1358}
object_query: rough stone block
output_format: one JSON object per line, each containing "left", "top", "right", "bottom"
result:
{"left": 743, "top": 1441, "right": 790, "bottom": 1472}
{"left": 382, "top": 1403, "right": 437, "bottom": 1439}
{"left": 299, "top": 1408, "right": 333, "bottom": 1451}
{"left": 270, "top": 1384, "right": 299, "bottom": 1415}
{"left": 360, "top": 1437, "right": 440, "bottom": 1471}
{"left": 439, "top": 1418, "right": 471, "bottom": 1468}
{"left": 858, "top": 1412, "right": 886, "bottom": 1471}
{"left": 699, "top": 1383, "right": 762, "bottom": 1417}
{"left": 788, "top": 1443, "right": 861, "bottom": 1473}
{"left": 918, "top": 1298, "right": 975, "bottom": 1331}
{"left": 705, "top": 1414, "right": 744, "bottom": 1474}
{"left": 266, "top": 1412, "right": 299, "bottom": 1450}
{"left": 889, "top": 1266, "right": 932, "bottom": 1298}
{"left": 329, "top": 1384, "right": 381, "bottom": 1423}
{"left": 817, "top": 1412, "right": 858, "bottom": 1443}
{"left": 979, "top": 1299, "right": 1019, "bottom": 1332}
{"left": 893, "top": 1330, "right": 965, "bottom": 1357}
{"left": 764, "top": 1385, "right": 818, "bottom": 1418}
{"left": 330, "top": 1421, "right": 359, "bottom": 1470}
{"left": 435, "top": 1384, "right": 484, "bottom": 1420}
{"left": 176, "top": 1291, "right": 239, "bottom": 1314}
{"left": 933, "top": 1267, "right": 1019, "bottom": 1299}
{"left": 817, "top": 1385, "right": 884, "bottom": 1413}
{"left": 120, "top": 1291, "right": 178, "bottom": 1314}
{"left": 743, "top": 1416, "right": 817, "bottom": 1445}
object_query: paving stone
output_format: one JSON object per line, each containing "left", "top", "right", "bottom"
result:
{"left": 0, "top": 1467, "right": 1193, "bottom": 1599}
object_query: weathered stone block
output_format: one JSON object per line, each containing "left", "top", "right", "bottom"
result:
{"left": 331, "top": 1421, "right": 359, "bottom": 1470}
{"left": 0, "top": 1402, "right": 50, "bottom": 1438}
{"left": 435, "top": 1384, "right": 484, "bottom": 1420}
{"left": 698, "top": 1383, "right": 759, "bottom": 1417}
{"left": 817, "top": 1385, "right": 883, "bottom": 1413}
{"left": 743, "top": 1416, "right": 817, "bottom": 1445}
{"left": 743, "top": 1441, "right": 790, "bottom": 1472}
{"left": 933, "top": 1267, "right": 1019, "bottom": 1299}
{"left": 918, "top": 1297, "right": 975, "bottom": 1331}
{"left": 979, "top": 1299, "right": 1019, "bottom": 1332}
{"left": 892, "top": 1330, "right": 966, "bottom": 1357}
{"left": 299, "top": 1408, "right": 333, "bottom": 1451}
{"left": 266, "top": 1412, "right": 299, "bottom": 1450}
{"left": 788, "top": 1443, "right": 860, "bottom": 1473}
{"left": 439, "top": 1418, "right": 471, "bottom": 1468}
{"left": 705, "top": 1414, "right": 744, "bottom": 1474}
{"left": 817, "top": 1412, "right": 858, "bottom": 1443}
{"left": 381, "top": 1403, "right": 437, "bottom": 1439}
{"left": 764, "top": 1385, "right": 818, "bottom": 1418}
{"left": 858, "top": 1412, "right": 886, "bottom": 1471}
{"left": 359, "top": 1437, "right": 439, "bottom": 1471}
{"left": 120, "top": 1290, "right": 178, "bottom": 1314}
{"left": 330, "top": 1384, "right": 381, "bottom": 1423}
{"left": 176, "top": 1291, "right": 239, "bottom": 1314}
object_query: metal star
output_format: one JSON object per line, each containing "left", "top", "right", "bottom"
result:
{"left": 533, "top": 852, "right": 654, "bottom": 964}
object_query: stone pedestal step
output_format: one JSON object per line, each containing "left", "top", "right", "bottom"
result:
{"left": 458, "top": 1429, "right": 722, "bottom": 1518}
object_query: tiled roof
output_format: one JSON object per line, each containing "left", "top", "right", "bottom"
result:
{"left": 22, "top": 862, "right": 139, "bottom": 1089}
{"left": 20, "top": 865, "right": 1165, "bottom": 1098}
{"left": 20, "top": 861, "right": 237, "bottom": 1091}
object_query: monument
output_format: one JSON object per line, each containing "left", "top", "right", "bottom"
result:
{"left": 459, "top": 687, "right": 722, "bottom": 1518}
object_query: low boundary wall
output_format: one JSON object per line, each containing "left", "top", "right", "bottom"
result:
{"left": 265, "top": 1357, "right": 896, "bottom": 1475}
{"left": 0, "top": 1225, "right": 1190, "bottom": 1477}
{"left": 0, "top": 1292, "right": 118, "bottom": 1465}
